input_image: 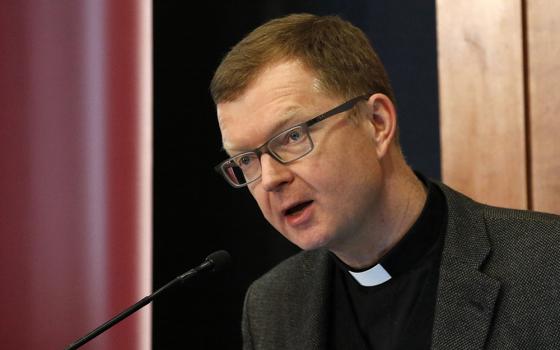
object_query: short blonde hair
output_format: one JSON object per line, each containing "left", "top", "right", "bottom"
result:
{"left": 210, "top": 13, "right": 396, "bottom": 106}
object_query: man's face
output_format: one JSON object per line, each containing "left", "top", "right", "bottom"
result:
{"left": 217, "top": 60, "right": 385, "bottom": 252}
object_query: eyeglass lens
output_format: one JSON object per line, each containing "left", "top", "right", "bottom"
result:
{"left": 221, "top": 125, "right": 313, "bottom": 186}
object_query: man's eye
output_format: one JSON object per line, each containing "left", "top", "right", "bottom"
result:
{"left": 237, "top": 155, "right": 254, "bottom": 167}
{"left": 288, "top": 130, "right": 302, "bottom": 141}
{"left": 280, "top": 128, "right": 304, "bottom": 145}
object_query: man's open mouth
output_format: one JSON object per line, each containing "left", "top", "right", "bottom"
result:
{"left": 284, "top": 201, "right": 313, "bottom": 216}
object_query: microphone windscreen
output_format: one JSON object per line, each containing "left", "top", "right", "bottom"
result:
{"left": 205, "top": 250, "right": 231, "bottom": 272}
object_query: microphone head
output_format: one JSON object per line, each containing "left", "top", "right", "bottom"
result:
{"left": 205, "top": 250, "right": 231, "bottom": 272}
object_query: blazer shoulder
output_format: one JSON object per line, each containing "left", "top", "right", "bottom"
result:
{"left": 435, "top": 180, "right": 560, "bottom": 231}
{"left": 436, "top": 180, "right": 560, "bottom": 270}
{"left": 249, "top": 249, "right": 329, "bottom": 294}
{"left": 483, "top": 204, "right": 560, "bottom": 226}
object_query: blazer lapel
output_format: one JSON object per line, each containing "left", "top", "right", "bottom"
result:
{"left": 431, "top": 259, "right": 501, "bottom": 349}
{"left": 431, "top": 184, "right": 501, "bottom": 350}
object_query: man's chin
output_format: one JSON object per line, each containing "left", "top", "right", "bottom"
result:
{"left": 288, "top": 232, "right": 334, "bottom": 251}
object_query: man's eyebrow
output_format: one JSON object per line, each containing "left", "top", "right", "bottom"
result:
{"left": 222, "top": 105, "right": 306, "bottom": 155}
{"left": 267, "top": 105, "right": 304, "bottom": 135}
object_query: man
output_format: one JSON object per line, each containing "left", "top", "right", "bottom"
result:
{"left": 211, "top": 13, "right": 560, "bottom": 350}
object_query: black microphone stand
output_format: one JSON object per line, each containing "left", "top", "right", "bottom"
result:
{"left": 65, "top": 251, "right": 230, "bottom": 350}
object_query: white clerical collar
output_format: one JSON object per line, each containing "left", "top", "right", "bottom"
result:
{"left": 348, "top": 264, "right": 392, "bottom": 287}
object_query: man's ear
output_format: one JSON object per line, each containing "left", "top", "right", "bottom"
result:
{"left": 364, "top": 93, "right": 398, "bottom": 159}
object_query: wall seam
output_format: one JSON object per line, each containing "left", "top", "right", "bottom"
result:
{"left": 521, "top": 0, "right": 533, "bottom": 210}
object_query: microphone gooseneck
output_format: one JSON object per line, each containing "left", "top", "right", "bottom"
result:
{"left": 65, "top": 250, "right": 232, "bottom": 350}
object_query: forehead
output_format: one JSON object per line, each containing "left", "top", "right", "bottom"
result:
{"left": 217, "top": 60, "right": 332, "bottom": 154}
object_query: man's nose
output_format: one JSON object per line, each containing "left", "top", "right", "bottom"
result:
{"left": 259, "top": 153, "right": 293, "bottom": 191}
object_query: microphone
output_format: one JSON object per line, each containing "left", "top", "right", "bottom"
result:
{"left": 65, "top": 250, "right": 231, "bottom": 350}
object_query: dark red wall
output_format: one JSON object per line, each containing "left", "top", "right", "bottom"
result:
{"left": 0, "top": 1, "right": 152, "bottom": 349}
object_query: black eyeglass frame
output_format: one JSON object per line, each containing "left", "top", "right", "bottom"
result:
{"left": 215, "top": 94, "right": 371, "bottom": 188}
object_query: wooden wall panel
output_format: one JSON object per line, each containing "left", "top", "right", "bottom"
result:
{"left": 526, "top": 0, "right": 560, "bottom": 214}
{"left": 437, "top": 0, "right": 528, "bottom": 209}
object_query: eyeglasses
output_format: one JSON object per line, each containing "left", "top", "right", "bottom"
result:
{"left": 215, "top": 94, "right": 370, "bottom": 188}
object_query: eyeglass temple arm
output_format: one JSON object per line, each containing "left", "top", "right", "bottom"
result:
{"left": 307, "top": 94, "right": 370, "bottom": 127}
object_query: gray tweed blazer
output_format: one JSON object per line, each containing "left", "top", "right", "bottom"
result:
{"left": 241, "top": 182, "right": 560, "bottom": 349}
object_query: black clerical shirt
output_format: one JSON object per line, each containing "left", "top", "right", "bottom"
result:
{"left": 328, "top": 178, "right": 447, "bottom": 350}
